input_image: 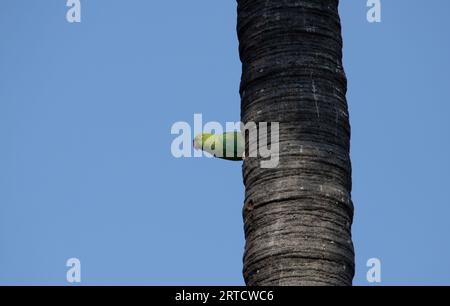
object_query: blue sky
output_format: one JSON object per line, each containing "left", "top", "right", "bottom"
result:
{"left": 0, "top": 0, "right": 449, "bottom": 285}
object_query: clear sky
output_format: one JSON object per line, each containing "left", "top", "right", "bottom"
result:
{"left": 1, "top": 0, "right": 449, "bottom": 285}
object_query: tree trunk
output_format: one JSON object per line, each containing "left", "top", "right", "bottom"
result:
{"left": 238, "top": 0, "right": 354, "bottom": 286}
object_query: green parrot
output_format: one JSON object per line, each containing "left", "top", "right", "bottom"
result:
{"left": 193, "top": 131, "right": 245, "bottom": 161}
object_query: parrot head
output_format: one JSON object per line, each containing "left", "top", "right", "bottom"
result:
{"left": 193, "top": 133, "right": 213, "bottom": 151}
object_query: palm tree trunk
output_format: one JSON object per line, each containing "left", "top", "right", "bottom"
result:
{"left": 238, "top": 0, "right": 354, "bottom": 286}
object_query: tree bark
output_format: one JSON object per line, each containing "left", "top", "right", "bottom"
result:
{"left": 238, "top": 0, "right": 355, "bottom": 286}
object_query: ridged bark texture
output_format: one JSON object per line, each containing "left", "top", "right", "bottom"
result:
{"left": 238, "top": 0, "right": 354, "bottom": 286}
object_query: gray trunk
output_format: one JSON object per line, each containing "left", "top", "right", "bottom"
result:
{"left": 237, "top": 0, "right": 355, "bottom": 286}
